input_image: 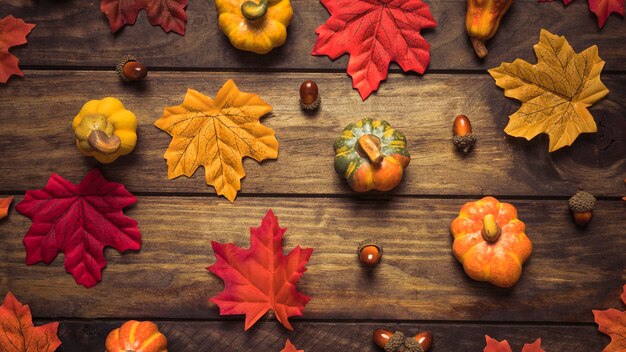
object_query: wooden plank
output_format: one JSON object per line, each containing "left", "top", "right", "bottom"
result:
{"left": 2, "top": 196, "right": 624, "bottom": 322}
{"left": 0, "top": 71, "right": 624, "bottom": 197}
{"left": 2, "top": 0, "right": 625, "bottom": 71}
{"left": 49, "top": 320, "right": 610, "bottom": 351}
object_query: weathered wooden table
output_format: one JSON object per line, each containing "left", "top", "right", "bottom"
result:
{"left": 1, "top": 0, "right": 625, "bottom": 351}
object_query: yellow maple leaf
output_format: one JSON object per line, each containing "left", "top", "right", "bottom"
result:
{"left": 488, "top": 29, "right": 609, "bottom": 152}
{"left": 155, "top": 80, "right": 278, "bottom": 202}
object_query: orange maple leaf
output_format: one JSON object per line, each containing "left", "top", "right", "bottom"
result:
{"left": 0, "top": 196, "right": 12, "bottom": 219}
{"left": 593, "top": 284, "right": 626, "bottom": 351}
{"left": 281, "top": 339, "right": 304, "bottom": 352}
{"left": 0, "top": 292, "right": 61, "bottom": 352}
{"left": 155, "top": 80, "right": 278, "bottom": 202}
{"left": 484, "top": 336, "right": 544, "bottom": 352}
{"left": 207, "top": 210, "right": 313, "bottom": 331}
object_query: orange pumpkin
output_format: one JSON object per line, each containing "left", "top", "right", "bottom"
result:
{"left": 105, "top": 320, "right": 168, "bottom": 352}
{"left": 450, "top": 196, "right": 532, "bottom": 288}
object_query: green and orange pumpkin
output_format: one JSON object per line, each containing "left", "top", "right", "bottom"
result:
{"left": 450, "top": 196, "right": 533, "bottom": 288}
{"left": 105, "top": 320, "right": 168, "bottom": 352}
{"left": 334, "top": 118, "right": 410, "bottom": 192}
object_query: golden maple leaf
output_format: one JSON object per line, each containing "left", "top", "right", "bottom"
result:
{"left": 489, "top": 29, "right": 609, "bottom": 152}
{"left": 155, "top": 80, "right": 278, "bottom": 202}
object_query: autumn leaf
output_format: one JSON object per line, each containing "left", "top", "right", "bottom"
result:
{"left": 154, "top": 80, "right": 278, "bottom": 202}
{"left": 0, "top": 292, "right": 61, "bottom": 352}
{"left": 0, "top": 15, "right": 35, "bottom": 83}
{"left": 484, "top": 336, "right": 544, "bottom": 352}
{"left": 207, "top": 210, "right": 313, "bottom": 331}
{"left": 0, "top": 196, "right": 12, "bottom": 219}
{"left": 15, "top": 169, "right": 141, "bottom": 288}
{"left": 281, "top": 339, "right": 304, "bottom": 352}
{"left": 488, "top": 29, "right": 609, "bottom": 152}
{"left": 100, "top": 0, "right": 187, "bottom": 35}
{"left": 593, "top": 284, "right": 626, "bottom": 351}
{"left": 312, "top": 0, "right": 436, "bottom": 100}
{"left": 539, "top": 0, "right": 624, "bottom": 28}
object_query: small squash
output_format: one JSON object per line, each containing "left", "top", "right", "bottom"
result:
{"left": 334, "top": 118, "right": 410, "bottom": 192}
{"left": 450, "top": 196, "right": 532, "bottom": 288}
{"left": 72, "top": 97, "right": 137, "bottom": 164}
{"left": 466, "top": 0, "right": 514, "bottom": 58}
{"left": 105, "top": 320, "right": 167, "bottom": 352}
{"left": 216, "top": 0, "right": 293, "bottom": 54}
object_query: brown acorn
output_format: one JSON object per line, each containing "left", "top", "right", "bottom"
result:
{"left": 452, "top": 114, "right": 477, "bottom": 153}
{"left": 116, "top": 55, "right": 148, "bottom": 82}
{"left": 373, "top": 329, "right": 433, "bottom": 352}
{"left": 357, "top": 240, "right": 382, "bottom": 267}
{"left": 299, "top": 80, "right": 320, "bottom": 110}
{"left": 568, "top": 190, "right": 596, "bottom": 227}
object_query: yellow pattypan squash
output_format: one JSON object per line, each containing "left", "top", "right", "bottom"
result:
{"left": 72, "top": 97, "right": 137, "bottom": 164}
{"left": 216, "top": 0, "right": 293, "bottom": 54}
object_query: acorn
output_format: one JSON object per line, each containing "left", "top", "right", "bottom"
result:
{"left": 568, "top": 190, "right": 596, "bottom": 227}
{"left": 357, "top": 240, "right": 382, "bottom": 267}
{"left": 452, "top": 114, "right": 477, "bottom": 153}
{"left": 373, "top": 329, "right": 433, "bottom": 352}
{"left": 116, "top": 55, "right": 148, "bottom": 82}
{"left": 299, "top": 80, "right": 320, "bottom": 110}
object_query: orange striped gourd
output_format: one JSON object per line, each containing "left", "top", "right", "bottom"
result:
{"left": 105, "top": 320, "right": 167, "bottom": 352}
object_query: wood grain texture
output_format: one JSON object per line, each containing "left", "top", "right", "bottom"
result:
{"left": 49, "top": 320, "right": 610, "bottom": 351}
{"left": 2, "top": 196, "right": 624, "bottom": 322}
{"left": 0, "top": 71, "right": 624, "bottom": 197}
{"left": 1, "top": 0, "right": 625, "bottom": 71}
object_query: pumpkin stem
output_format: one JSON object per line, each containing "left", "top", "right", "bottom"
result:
{"left": 356, "top": 134, "right": 383, "bottom": 164}
{"left": 470, "top": 38, "right": 488, "bottom": 59}
{"left": 481, "top": 214, "right": 501, "bottom": 243}
{"left": 241, "top": 0, "right": 269, "bottom": 20}
{"left": 88, "top": 130, "right": 121, "bottom": 155}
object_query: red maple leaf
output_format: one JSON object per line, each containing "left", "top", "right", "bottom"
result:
{"left": 484, "top": 336, "right": 544, "bottom": 352}
{"left": 15, "top": 169, "right": 141, "bottom": 288}
{"left": 593, "top": 284, "right": 626, "bottom": 351}
{"left": 0, "top": 196, "right": 13, "bottom": 219}
{"left": 0, "top": 292, "right": 61, "bottom": 352}
{"left": 0, "top": 15, "right": 35, "bottom": 83}
{"left": 100, "top": 0, "right": 188, "bottom": 35}
{"left": 312, "top": 0, "right": 436, "bottom": 100}
{"left": 281, "top": 339, "right": 304, "bottom": 352}
{"left": 208, "top": 210, "right": 313, "bottom": 331}
{"left": 539, "top": 0, "right": 624, "bottom": 28}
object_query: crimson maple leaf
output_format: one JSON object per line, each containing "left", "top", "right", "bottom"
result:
{"left": 100, "top": 0, "right": 188, "bottom": 35}
{"left": 312, "top": 0, "right": 437, "bottom": 100}
{"left": 539, "top": 0, "right": 624, "bottom": 28}
{"left": 281, "top": 339, "right": 304, "bottom": 352}
{"left": 484, "top": 336, "right": 544, "bottom": 352}
{"left": 15, "top": 169, "right": 141, "bottom": 288}
{"left": 0, "top": 292, "right": 61, "bottom": 352}
{"left": 593, "top": 284, "right": 626, "bottom": 351}
{"left": 0, "top": 15, "right": 35, "bottom": 83}
{"left": 208, "top": 210, "right": 313, "bottom": 331}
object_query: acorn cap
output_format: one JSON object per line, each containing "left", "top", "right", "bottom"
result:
{"left": 568, "top": 191, "right": 596, "bottom": 213}
{"left": 453, "top": 133, "right": 477, "bottom": 153}
{"left": 385, "top": 331, "right": 424, "bottom": 352}
{"left": 116, "top": 55, "right": 137, "bottom": 82}
{"left": 357, "top": 239, "right": 382, "bottom": 255}
{"left": 300, "top": 95, "right": 321, "bottom": 110}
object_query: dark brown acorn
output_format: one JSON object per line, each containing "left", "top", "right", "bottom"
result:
{"left": 568, "top": 190, "right": 596, "bottom": 227}
{"left": 373, "top": 329, "right": 433, "bottom": 351}
{"left": 358, "top": 240, "right": 382, "bottom": 267}
{"left": 116, "top": 55, "right": 148, "bottom": 82}
{"left": 299, "top": 80, "right": 320, "bottom": 110}
{"left": 452, "top": 114, "right": 477, "bottom": 153}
